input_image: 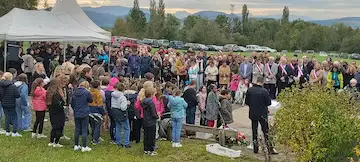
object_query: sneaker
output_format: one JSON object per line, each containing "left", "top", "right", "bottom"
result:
{"left": 31, "top": 133, "right": 37, "bottom": 138}
{"left": 23, "top": 129, "right": 32, "bottom": 132}
{"left": 0, "top": 129, "right": 6, "bottom": 135}
{"left": 37, "top": 134, "right": 47, "bottom": 139}
{"left": 44, "top": 119, "right": 48, "bottom": 122}
{"left": 123, "top": 145, "right": 131, "bottom": 148}
{"left": 74, "top": 145, "right": 81, "bottom": 151}
{"left": 60, "top": 135, "right": 71, "bottom": 140}
{"left": 144, "top": 151, "right": 150, "bottom": 155}
{"left": 110, "top": 141, "right": 117, "bottom": 145}
{"left": 53, "top": 143, "right": 64, "bottom": 148}
{"left": 91, "top": 141, "right": 100, "bottom": 145}
{"left": 5, "top": 132, "right": 12, "bottom": 136}
{"left": 11, "top": 132, "right": 22, "bottom": 137}
{"left": 172, "top": 143, "right": 177, "bottom": 148}
{"left": 48, "top": 143, "right": 55, "bottom": 147}
{"left": 150, "top": 151, "right": 158, "bottom": 156}
{"left": 81, "top": 146, "right": 92, "bottom": 152}
{"left": 175, "top": 143, "right": 183, "bottom": 148}
{"left": 99, "top": 137, "right": 105, "bottom": 142}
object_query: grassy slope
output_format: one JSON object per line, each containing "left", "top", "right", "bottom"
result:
{"left": 0, "top": 115, "right": 259, "bottom": 162}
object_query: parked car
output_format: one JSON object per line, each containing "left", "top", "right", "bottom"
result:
{"left": 224, "top": 44, "right": 241, "bottom": 52}
{"left": 351, "top": 53, "right": 360, "bottom": 60}
{"left": 184, "top": 43, "right": 196, "bottom": 50}
{"left": 261, "top": 46, "right": 277, "bottom": 53}
{"left": 169, "top": 41, "right": 185, "bottom": 49}
{"left": 246, "top": 45, "right": 265, "bottom": 52}
{"left": 237, "top": 46, "right": 247, "bottom": 52}
{"left": 294, "top": 50, "right": 302, "bottom": 54}
{"left": 281, "top": 50, "right": 288, "bottom": 54}
{"left": 120, "top": 38, "right": 152, "bottom": 51}
{"left": 142, "top": 38, "right": 156, "bottom": 46}
{"left": 156, "top": 39, "right": 170, "bottom": 48}
{"left": 196, "top": 44, "right": 209, "bottom": 51}
{"left": 207, "top": 45, "right": 219, "bottom": 51}
{"left": 319, "top": 51, "right": 328, "bottom": 57}
{"left": 306, "top": 50, "right": 315, "bottom": 54}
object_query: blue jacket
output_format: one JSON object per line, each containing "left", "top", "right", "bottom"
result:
{"left": 98, "top": 53, "right": 109, "bottom": 64}
{"left": 140, "top": 56, "right": 153, "bottom": 74}
{"left": 128, "top": 55, "right": 140, "bottom": 69}
{"left": 71, "top": 87, "right": 93, "bottom": 118}
{"left": 168, "top": 96, "right": 188, "bottom": 118}
{"left": 15, "top": 81, "right": 28, "bottom": 106}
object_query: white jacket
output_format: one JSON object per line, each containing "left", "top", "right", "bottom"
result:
{"left": 111, "top": 90, "right": 128, "bottom": 111}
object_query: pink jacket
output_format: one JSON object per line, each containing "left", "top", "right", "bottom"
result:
{"left": 135, "top": 96, "right": 158, "bottom": 119}
{"left": 154, "top": 96, "right": 164, "bottom": 117}
{"left": 32, "top": 87, "right": 47, "bottom": 111}
{"left": 229, "top": 75, "right": 240, "bottom": 92}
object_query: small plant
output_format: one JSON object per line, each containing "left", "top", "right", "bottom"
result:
{"left": 274, "top": 85, "right": 360, "bottom": 161}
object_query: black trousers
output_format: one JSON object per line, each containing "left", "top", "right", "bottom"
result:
{"left": 133, "top": 119, "right": 143, "bottom": 143}
{"left": 26, "top": 72, "right": 33, "bottom": 94}
{"left": 143, "top": 125, "right": 156, "bottom": 152}
{"left": 50, "top": 126, "right": 64, "bottom": 144}
{"left": 33, "top": 111, "right": 45, "bottom": 134}
{"left": 251, "top": 117, "right": 274, "bottom": 150}
{"left": 264, "top": 84, "right": 276, "bottom": 99}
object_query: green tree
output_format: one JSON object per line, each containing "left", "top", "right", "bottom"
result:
{"left": 126, "top": 0, "right": 147, "bottom": 38}
{"left": 242, "top": 4, "right": 250, "bottom": 36}
{"left": 146, "top": 0, "right": 157, "bottom": 38}
{"left": 162, "top": 14, "right": 180, "bottom": 40}
{"left": 112, "top": 18, "right": 132, "bottom": 37}
{"left": 281, "top": 6, "right": 289, "bottom": 24}
{"left": 0, "top": 0, "right": 38, "bottom": 16}
{"left": 156, "top": 0, "right": 166, "bottom": 38}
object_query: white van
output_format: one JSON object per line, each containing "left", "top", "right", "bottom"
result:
{"left": 246, "top": 45, "right": 265, "bottom": 52}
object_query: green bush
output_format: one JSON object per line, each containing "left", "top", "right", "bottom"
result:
{"left": 274, "top": 85, "right": 360, "bottom": 161}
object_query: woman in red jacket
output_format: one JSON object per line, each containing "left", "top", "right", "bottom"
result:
{"left": 31, "top": 78, "right": 47, "bottom": 139}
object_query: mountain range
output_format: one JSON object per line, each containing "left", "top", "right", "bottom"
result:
{"left": 81, "top": 5, "right": 360, "bottom": 28}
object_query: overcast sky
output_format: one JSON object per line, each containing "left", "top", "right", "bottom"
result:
{"left": 44, "top": 0, "right": 360, "bottom": 20}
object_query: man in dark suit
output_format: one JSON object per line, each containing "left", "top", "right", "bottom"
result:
{"left": 245, "top": 76, "right": 278, "bottom": 155}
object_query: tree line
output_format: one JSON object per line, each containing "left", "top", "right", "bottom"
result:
{"left": 113, "top": 0, "right": 360, "bottom": 53}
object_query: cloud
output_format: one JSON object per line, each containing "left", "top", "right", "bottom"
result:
{"left": 49, "top": 0, "right": 360, "bottom": 19}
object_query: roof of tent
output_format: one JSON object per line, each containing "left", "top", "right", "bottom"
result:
{"left": 52, "top": 0, "right": 111, "bottom": 37}
{"left": 0, "top": 8, "right": 110, "bottom": 42}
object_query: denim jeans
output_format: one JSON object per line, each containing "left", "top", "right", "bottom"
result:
{"left": 89, "top": 115, "right": 102, "bottom": 143}
{"left": 0, "top": 104, "right": 3, "bottom": 129}
{"left": 115, "top": 119, "right": 130, "bottom": 146}
{"left": 3, "top": 108, "right": 18, "bottom": 133}
{"left": 16, "top": 105, "right": 31, "bottom": 130}
{"left": 186, "top": 106, "right": 196, "bottom": 124}
{"left": 74, "top": 116, "right": 89, "bottom": 147}
{"left": 172, "top": 118, "right": 183, "bottom": 143}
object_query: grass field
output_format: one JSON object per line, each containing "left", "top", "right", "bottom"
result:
{"left": 0, "top": 113, "right": 260, "bottom": 162}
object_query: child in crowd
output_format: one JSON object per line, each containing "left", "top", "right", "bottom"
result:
{"left": 124, "top": 84, "right": 139, "bottom": 143}
{"left": 168, "top": 88, "right": 188, "bottom": 148}
{"left": 197, "top": 85, "right": 207, "bottom": 126}
{"left": 31, "top": 78, "right": 47, "bottom": 138}
{"left": 0, "top": 72, "right": 20, "bottom": 137}
{"left": 229, "top": 74, "right": 240, "bottom": 100}
{"left": 162, "top": 82, "right": 174, "bottom": 113}
{"left": 47, "top": 78, "right": 65, "bottom": 148}
{"left": 111, "top": 83, "right": 131, "bottom": 148}
{"left": 89, "top": 80, "right": 105, "bottom": 145}
{"left": 135, "top": 81, "right": 154, "bottom": 143}
{"left": 219, "top": 90, "right": 234, "bottom": 127}
{"left": 141, "top": 87, "right": 159, "bottom": 156}
{"left": 105, "top": 77, "right": 120, "bottom": 144}
{"left": 235, "top": 79, "right": 251, "bottom": 106}
{"left": 205, "top": 84, "right": 220, "bottom": 128}
{"left": 72, "top": 81, "right": 93, "bottom": 152}
{"left": 100, "top": 77, "right": 109, "bottom": 131}
{"left": 154, "top": 87, "right": 164, "bottom": 140}
{"left": 15, "top": 74, "right": 31, "bottom": 131}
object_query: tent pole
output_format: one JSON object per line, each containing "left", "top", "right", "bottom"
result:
{"left": 108, "top": 44, "right": 111, "bottom": 72}
{"left": 63, "top": 42, "right": 66, "bottom": 63}
{"left": 3, "top": 40, "right": 7, "bottom": 71}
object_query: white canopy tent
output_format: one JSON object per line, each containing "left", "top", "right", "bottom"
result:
{"left": 0, "top": 8, "right": 111, "bottom": 70}
{"left": 52, "top": 0, "right": 111, "bottom": 37}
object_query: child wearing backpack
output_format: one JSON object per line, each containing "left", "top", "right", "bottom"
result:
{"left": 168, "top": 88, "right": 188, "bottom": 148}
{"left": 89, "top": 80, "right": 105, "bottom": 145}
{"left": 31, "top": 78, "right": 47, "bottom": 139}
{"left": 72, "top": 81, "right": 93, "bottom": 152}
{"left": 105, "top": 77, "right": 119, "bottom": 144}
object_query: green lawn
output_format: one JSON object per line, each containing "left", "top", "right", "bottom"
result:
{"left": 0, "top": 114, "right": 259, "bottom": 162}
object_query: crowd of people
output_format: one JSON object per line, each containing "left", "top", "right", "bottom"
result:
{"left": 0, "top": 41, "right": 358, "bottom": 155}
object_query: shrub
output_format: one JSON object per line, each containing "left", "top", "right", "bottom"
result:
{"left": 274, "top": 85, "right": 360, "bottom": 161}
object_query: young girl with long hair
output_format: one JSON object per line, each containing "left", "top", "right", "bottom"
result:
{"left": 31, "top": 78, "right": 47, "bottom": 139}
{"left": 46, "top": 79, "right": 66, "bottom": 148}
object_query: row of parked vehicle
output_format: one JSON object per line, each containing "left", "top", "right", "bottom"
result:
{"left": 111, "top": 36, "right": 278, "bottom": 53}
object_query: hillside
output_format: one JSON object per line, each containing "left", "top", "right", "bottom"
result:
{"left": 310, "top": 17, "right": 360, "bottom": 28}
